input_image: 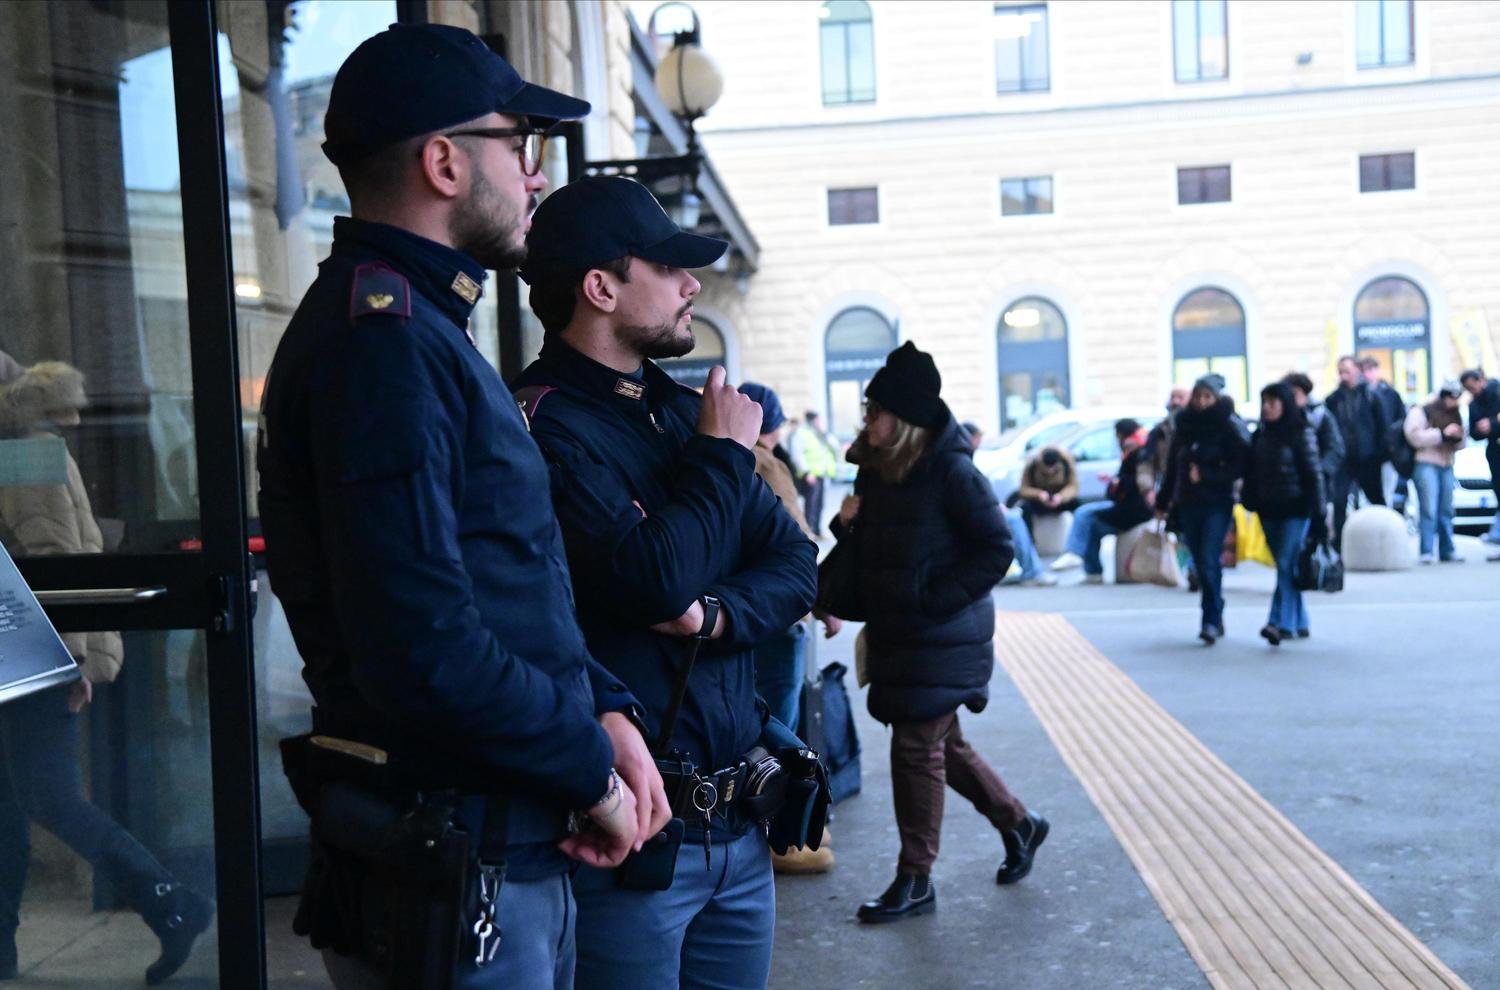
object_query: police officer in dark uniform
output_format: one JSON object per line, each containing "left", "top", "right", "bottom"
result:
{"left": 513, "top": 177, "right": 819, "bottom": 989}
{"left": 256, "top": 25, "right": 669, "bottom": 990}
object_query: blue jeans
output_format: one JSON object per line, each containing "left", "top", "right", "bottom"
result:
{"left": 1261, "top": 516, "right": 1310, "bottom": 634}
{"left": 323, "top": 872, "right": 577, "bottom": 990}
{"left": 1176, "top": 503, "right": 1234, "bottom": 630}
{"left": 1413, "top": 462, "right": 1457, "bottom": 559}
{"left": 573, "top": 830, "right": 775, "bottom": 990}
{"left": 1064, "top": 501, "right": 1121, "bottom": 576}
{"left": 1005, "top": 508, "right": 1044, "bottom": 580}
{"left": 753, "top": 624, "right": 807, "bottom": 731}
{"left": 0, "top": 684, "right": 173, "bottom": 946}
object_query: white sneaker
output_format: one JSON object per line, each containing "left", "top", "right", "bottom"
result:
{"left": 1083, "top": 573, "right": 1105, "bottom": 585}
{"left": 1418, "top": 553, "right": 1435, "bottom": 565}
{"left": 1050, "top": 552, "right": 1083, "bottom": 571}
{"left": 1020, "top": 573, "right": 1058, "bottom": 587}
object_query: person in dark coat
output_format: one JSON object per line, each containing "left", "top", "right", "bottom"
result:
{"left": 1361, "top": 355, "right": 1411, "bottom": 513}
{"left": 834, "top": 342, "right": 1047, "bottom": 925}
{"left": 1325, "top": 355, "right": 1388, "bottom": 546}
{"left": 1157, "top": 374, "right": 1250, "bottom": 644}
{"left": 1460, "top": 368, "right": 1500, "bottom": 554}
{"left": 1282, "top": 372, "right": 1345, "bottom": 528}
{"left": 1051, "top": 419, "right": 1152, "bottom": 581}
{"left": 1242, "top": 382, "right": 1326, "bottom": 645}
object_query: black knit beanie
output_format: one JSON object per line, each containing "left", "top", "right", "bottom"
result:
{"left": 865, "top": 341, "right": 944, "bottom": 430}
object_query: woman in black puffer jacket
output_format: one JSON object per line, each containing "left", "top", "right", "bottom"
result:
{"left": 1243, "top": 381, "right": 1326, "bottom": 645}
{"left": 833, "top": 342, "right": 1048, "bottom": 926}
{"left": 1157, "top": 374, "right": 1251, "bottom": 644}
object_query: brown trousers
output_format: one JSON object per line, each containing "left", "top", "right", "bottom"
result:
{"left": 890, "top": 712, "right": 1027, "bottom": 875}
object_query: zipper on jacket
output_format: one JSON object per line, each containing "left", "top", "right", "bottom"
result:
{"left": 647, "top": 410, "right": 665, "bottom": 434}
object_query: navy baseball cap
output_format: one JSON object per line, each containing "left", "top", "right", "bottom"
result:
{"left": 322, "top": 23, "right": 590, "bottom": 167}
{"left": 519, "top": 176, "right": 728, "bottom": 282}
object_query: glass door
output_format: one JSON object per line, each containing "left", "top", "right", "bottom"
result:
{"left": 0, "top": 2, "right": 260, "bottom": 986}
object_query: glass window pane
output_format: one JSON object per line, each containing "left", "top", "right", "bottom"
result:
{"left": 1359, "top": 154, "right": 1386, "bottom": 192}
{"left": 1000, "top": 372, "right": 1036, "bottom": 430}
{"left": 1023, "top": 7, "right": 1050, "bottom": 90}
{"left": 1204, "top": 165, "right": 1231, "bottom": 202}
{"left": 1208, "top": 354, "right": 1249, "bottom": 407}
{"left": 1384, "top": 0, "right": 1413, "bottom": 64}
{"left": 1388, "top": 151, "right": 1415, "bottom": 189}
{"left": 1178, "top": 168, "right": 1203, "bottom": 204}
{"left": 1001, "top": 178, "right": 1027, "bottom": 215}
{"left": 1072, "top": 427, "right": 1120, "bottom": 463}
{"left": 1174, "top": 288, "right": 1245, "bottom": 331}
{"left": 1199, "top": 0, "right": 1228, "bottom": 79}
{"left": 821, "top": 24, "right": 849, "bottom": 103}
{"left": 827, "top": 308, "right": 896, "bottom": 352}
{"left": 828, "top": 379, "right": 864, "bottom": 438}
{"left": 823, "top": 0, "right": 873, "bottom": 24}
{"left": 846, "top": 22, "right": 876, "bottom": 101}
{"left": 995, "top": 37, "right": 1022, "bottom": 91}
{"left": 1001, "top": 298, "right": 1066, "bottom": 342}
{"left": 1354, "top": 276, "right": 1428, "bottom": 322}
{"left": 1355, "top": 0, "right": 1382, "bottom": 66}
{"left": 1029, "top": 176, "right": 1054, "bottom": 213}
{"left": 1173, "top": 0, "right": 1198, "bottom": 81}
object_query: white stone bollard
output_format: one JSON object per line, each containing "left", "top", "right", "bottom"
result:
{"left": 1031, "top": 510, "right": 1074, "bottom": 557}
{"left": 1341, "top": 506, "right": 1413, "bottom": 571}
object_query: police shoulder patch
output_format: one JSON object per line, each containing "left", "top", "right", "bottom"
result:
{"left": 349, "top": 263, "right": 412, "bottom": 322}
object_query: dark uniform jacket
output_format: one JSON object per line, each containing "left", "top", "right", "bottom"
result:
{"left": 1326, "top": 383, "right": 1386, "bottom": 465}
{"left": 513, "top": 339, "right": 817, "bottom": 789}
{"left": 1305, "top": 399, "right": 1346, "bottom": 492}
{"left": 258, "top": 218, "right": 639, "bottom": 879}
{"left": 1098, "top": 446, "right": 1154, "bottom": 531}
{"left": 839, "top": 407, "right": 1015, "bottom": 725}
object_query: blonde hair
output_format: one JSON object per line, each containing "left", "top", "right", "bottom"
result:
{"left": 869, "top": 416, "right": 933, "bottom": 485}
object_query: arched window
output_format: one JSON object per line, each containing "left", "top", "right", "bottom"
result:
{"left": 1172, "top": 287, "right": 1248, "bottom": 405}
{"left": 657, "top": 316, "right": 726, "bottom": 389}
{"left": 820, "top": 1, "right": 875, "bottom": 105}
{"left": 1354, "top": 275, "right": 1430, "bottom": 403}
{"left": 824, "top": 306, "right": 896, "bottom": 437}
{"left": 648, "top": 2, "right": 700, "bottom": 57}
{"left": 997, "top": 296, "right": 1070, "bottom": 430}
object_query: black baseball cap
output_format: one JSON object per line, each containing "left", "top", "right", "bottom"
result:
{"left": 519, "top": 176, "right": 728, "bottom": 282}
{"left": 322, "top": 23, "right": 590, "bottom": 167}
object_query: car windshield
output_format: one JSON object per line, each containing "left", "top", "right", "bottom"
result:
{"left": 1023, "top": 422, "right": 1079, "bottom": 451}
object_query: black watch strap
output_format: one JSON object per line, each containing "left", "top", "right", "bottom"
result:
{"left": 695, "top": 595, "right": 722, "bottom": 640}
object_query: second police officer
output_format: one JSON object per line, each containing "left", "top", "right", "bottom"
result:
{"left": 514, "top": 176, "right": 819, "bottom": 989}
{"left": 256, "top": 25, "right": 670, "bottom": 989}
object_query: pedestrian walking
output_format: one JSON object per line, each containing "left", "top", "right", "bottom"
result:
{"left": 1360, "top": 355, "right": 1411, "bottom": 512}
{"left": 791, "top": 411, "right": 840, "bottom": 535}
{"left": 1157, "top": 374, "right": 1250, "bottom": 644}
{"left": 831, "top": 341, "right": 1048, "bottom": 925}
{"left": 514, "top": 176, "right": 819, "bottom": 989}
{"left": 1051, "top": 420, "right": 1153, "bottom": 582}
{"left": 1015, "top": 444, "right": 1079, "bottom": 534}
{"left": 1403, "top": 382, "right": 1467, "bottom": 564}
{"left": 1242, "top": 382, "right": 1326, "bottom": 645}
{"left": 1459, "top": 368, "right": 1500, "bottom": 557}
{"left": 0, "top": 359, "right": 213, "bottom": 985}
{"left": 1325, "top": 356, "right": 1388, "bottom": 547}
{"left": 1282, "top": 372, "right": 1345, "bottom": 528}
{"left": 257, "top": 27, "right": 667, "bottom": 988}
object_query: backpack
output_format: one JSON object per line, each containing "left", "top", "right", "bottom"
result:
{"left": 799, "top": 662, "right": 861, "bottom": 803}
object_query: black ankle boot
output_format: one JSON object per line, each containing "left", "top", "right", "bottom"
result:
{"left": 996, "top": 813, "right": 1050, "bottom": 885}
{"left": 857, "top": 873, "right": 935, "bottom": 924}
{"left": 138, "top": 881, "right": 214, "bottom": 985}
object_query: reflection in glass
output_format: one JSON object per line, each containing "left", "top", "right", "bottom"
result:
{"left": 820, "top": 0, "right": 875, "bottom": 104}
{"left": 995, "top": 3, "right": 1049, "bottom": 93}
{"left": 998, "top": 298, "right": 1069, "bottom": 429}
{"left": 1354, "top": 276, "right": 1430, "bottom": 404}
{"left": 1354, "top": 276, "right": 1428, "bottom": 322}
{"left": 1173, "top": 0, "right": 1228, "bottom": 82}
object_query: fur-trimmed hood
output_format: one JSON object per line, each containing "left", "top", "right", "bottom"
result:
{"left": 0, "top": 361, "right": 87, "bottom": 436}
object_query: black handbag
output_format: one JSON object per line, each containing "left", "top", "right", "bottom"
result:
{"left": 1295, "top": 539, "right": 1344, "bottom": 593}
{"left": 815, "top": 526, "right": 866, "bottom": 620}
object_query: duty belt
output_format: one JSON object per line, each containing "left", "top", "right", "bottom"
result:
{"left": 658, "top": 759, "right": 749, "bottom": 869}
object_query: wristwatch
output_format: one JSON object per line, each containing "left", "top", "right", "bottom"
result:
{"left": 695, "top": 594, "right": 722, "bottom": 640}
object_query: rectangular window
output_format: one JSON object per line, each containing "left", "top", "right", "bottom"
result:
{"left": 1359, "top": 152, "right": 1416, "bottom": 192}
{"left": 1355, "top": 0, "right": 1414, "bottom": 68}
{"left": 827, "top": 187, "right": 879, "bottom": 225}
{"left": 1173, "top": 0, "right": 1228, "bottom": 82}
{"left": 995, "top": 4, "right": 1050, "bottom": 93}
{"left": 821, "top": 17, "right": 876, "bottom": 104}
{"left": 1177, "top": 165, "right": 1231, "bottom": 205}
{"left": 1001, "top": 176, "right": 1054, "bottom": 215}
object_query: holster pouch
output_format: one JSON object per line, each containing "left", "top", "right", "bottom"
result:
{"left": 757, "top": 716, "right": 831, "bottom": 855}
{"left": 281, "top": 733, "right": 471, "bottom": 990}
{"left": 616, "top": 817, "right": 685, "bottom": 891}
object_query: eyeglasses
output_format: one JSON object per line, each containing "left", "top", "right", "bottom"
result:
{"left": 440, "top": 125, "right": 552, "bottom": 177}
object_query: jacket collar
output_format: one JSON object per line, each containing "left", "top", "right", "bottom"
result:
{"left": 538, "top": 337, "right": 680, "bottom": 412}
{"left": 331, "top": 217, "right": 487, "bottom": 329}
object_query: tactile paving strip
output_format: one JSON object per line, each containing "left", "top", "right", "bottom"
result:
{"left": 994, "top": 611, "right": 1470, "bottom": 990}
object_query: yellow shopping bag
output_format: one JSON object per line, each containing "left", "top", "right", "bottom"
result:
{"left": 1234, "top": 504, "right": 1275, "bottom": 567}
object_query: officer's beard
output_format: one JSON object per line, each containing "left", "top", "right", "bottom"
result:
{"left": 618, "top": 303, "right": 696, "bottom": 360}
{"left": 450, "top": 167, "right": 528, "bottom": 271}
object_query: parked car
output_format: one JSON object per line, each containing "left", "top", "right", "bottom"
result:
{"left": 986, "top": 412, "right": 1162, "bottom": 507}
{"left": 974, "top": 406, "right": 1161, "bottom": 492}
{"left": 1453, "top": 442, "right": 1497, "bottom": 536}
